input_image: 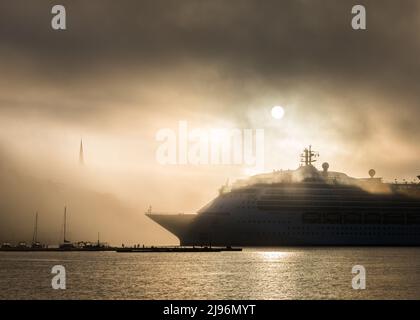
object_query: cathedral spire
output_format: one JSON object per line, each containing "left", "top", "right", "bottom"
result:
{"left": 79, "top": 139, "right": 84, "bottom": 165}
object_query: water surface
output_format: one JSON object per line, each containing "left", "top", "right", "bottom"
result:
{"left": 1, "top": 248, "right": 419, "bottom": 299}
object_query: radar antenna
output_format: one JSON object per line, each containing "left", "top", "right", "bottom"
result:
{"left": 300, "top": 145, "right": 319, "bottom": 166}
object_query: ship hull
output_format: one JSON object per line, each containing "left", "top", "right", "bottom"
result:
{"left": 147, "top": 212, "right": 420, "bottom": 246}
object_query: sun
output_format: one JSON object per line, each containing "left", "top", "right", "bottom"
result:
{"left": 271, "top": 105, "right": 285, "bottom": 119}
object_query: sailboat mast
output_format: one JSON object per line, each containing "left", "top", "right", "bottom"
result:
{"left": 63, "top": 206, "right": 67, "bottom": 243}
{"left": 32, "top": 212, "right": 38, "bottom": 243}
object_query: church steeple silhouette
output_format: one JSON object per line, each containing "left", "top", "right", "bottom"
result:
{"left": 79, "top": 139, "right": 84, "bottom": 165}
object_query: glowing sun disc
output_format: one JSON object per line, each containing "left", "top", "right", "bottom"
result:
{"left": 271, "top": 106, "right": 285, "bottom": 119}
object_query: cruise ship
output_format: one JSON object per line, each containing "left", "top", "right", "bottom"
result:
{"left": 147, "top": 147, "right": 420, "bottom": 246}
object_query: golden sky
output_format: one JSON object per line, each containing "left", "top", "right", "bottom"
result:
{"left": 0, "top": 0, "right": 420, "bottom": 244}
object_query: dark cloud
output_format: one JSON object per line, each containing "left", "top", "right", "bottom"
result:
{"left": 0, "top": 0, "right": 419, "bottom": 80}
{"left": 1, "top": 0, "right": 420, "bottom": 147}
{"left": 1, "top": 1, "right": 419, "bottom": 110}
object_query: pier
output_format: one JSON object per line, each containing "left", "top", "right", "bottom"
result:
{"left": 0, "top": 245, "right": 242, "bottom": 253}
{"left": 116, "top": 246, "right": 242, "bottom": 253}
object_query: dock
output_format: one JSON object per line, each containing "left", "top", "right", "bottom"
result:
{"left": 0, "top": 245, "right": 242, "bottom": 253}
{"left": 116, "top": 246, "right": 242, "bottom": 253}
{"left": 0, "top": 247, "right": 116, "bottom": 252}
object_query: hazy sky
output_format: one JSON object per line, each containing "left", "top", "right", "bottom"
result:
{"left": 1, "top": 0, "right": 419, "bottom": 244}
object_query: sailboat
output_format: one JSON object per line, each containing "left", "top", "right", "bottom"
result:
{"left": 31, "top": 211, "right": 42, "bottom": 248}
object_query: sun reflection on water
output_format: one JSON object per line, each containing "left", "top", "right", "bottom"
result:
{"left": 259, "top": 251, "right": 290, "bottom": 261}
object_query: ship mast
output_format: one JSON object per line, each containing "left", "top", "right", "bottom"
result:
{"left": 300, "top": 145, "right": 319, "bottom": 166}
